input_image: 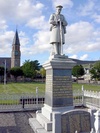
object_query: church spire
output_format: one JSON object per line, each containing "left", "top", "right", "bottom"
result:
{"left": 12, "top": 29, "right": 20, "bottom": 45}
{"left": 11, "top": 29, "right": 21, "bottom": 68}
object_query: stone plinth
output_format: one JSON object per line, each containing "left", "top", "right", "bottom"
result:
{"left": 29, "top": 56, "right": 76, "bottom": 133}
{"left": 43, "top": 55, "right": 75, "bottom": 108}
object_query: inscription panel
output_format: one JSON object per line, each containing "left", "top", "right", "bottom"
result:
{"left": 45, "top": 69, "right": 73, "bottom": 107}
{"left": 61, "top": 111, "right": 91, "bottom": 133}
{"left": 52, "top": 69, "right": 73, "bottom": 107}
{"left": 53, "top": 75, "right": 72, "bottom": 98}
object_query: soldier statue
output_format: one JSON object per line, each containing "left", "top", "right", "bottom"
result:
{"left": 49, "top": 5, "right": 68, "bottom": 55}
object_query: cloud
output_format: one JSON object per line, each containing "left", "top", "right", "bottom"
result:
{"left": 32, "top": 30, "right": 51, "bottom": 53}
{"left": 0, "top": 0, "right": 18, "bottom": 18}
{"left": 0, "top": 31, "right": 14, "bottom": 55}
{"left": 16, "top": 0, "right": 44, "bottom": 23}
{"left": 24, "top": 19, "right": 100, "bottom": 58}
{"left": 20, "top": 29, "right": 51, "bottom": 56}
{"left": 64, "top": 21, "right": 100, "bottom": 55}
{"left": 0, "top": 0, "right": 44, "bottom": 25}
{"left": 69, "top": 54, "right": 89, "bottom": 60}
{"left": 0, "top": 19, "right": 8, "bottom": 30}
{"left": 77, "top": 0, "right": 100, "bottom": 24}
{"left": 69, "top": 54, "right": 78, "bottom": 59}
{"left": 87, "top": 42, "right": 100, "bottom": 51}
{"left": 0, "top": 0, "right": 99, "bottom": 63}
{"left": 80, "top": 54, "right": 88, "bottom": 60}
{"left": 78, "top": 0, "right": 95, "bottom": 16}
{"left": 19, "top": 31, "right": 30, "bottom": 47}
{"left": 26, "top": 16, "right": 49, "bottom": 30}
{"left": 0, "top": 29, "right": 30, "bottom": 57}
{"left": 92, "top": 13, "right": 100, "bottom": 23}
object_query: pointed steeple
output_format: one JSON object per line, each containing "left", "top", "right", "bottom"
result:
{"left": 13, "top": 29, "right": 20, "bottom": 45}
{"left": 11, "top": 29, "right": 21, "bottom": 68}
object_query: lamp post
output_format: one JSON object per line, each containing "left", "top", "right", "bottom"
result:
{"left": 36, "top": 87, "right": 38, "bottom": 109}
{"left": 4, "top": 60, "right": 6, "bottom": 85}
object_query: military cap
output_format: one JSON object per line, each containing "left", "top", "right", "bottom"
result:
{"left": 56, "top": 5, "right": 63, "bottom": 9}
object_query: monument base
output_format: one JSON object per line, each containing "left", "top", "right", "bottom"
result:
{"left": 29, "top": 104, "right": 74, "bottom": 133}
{"left": 29, "top": 106, "right": 91, "bottom": 133}
{"left": 42, "top": 104, "right": 73, "bottom": 121}
{"left": 29, "top": 56, "right": 76, "bottom": 133}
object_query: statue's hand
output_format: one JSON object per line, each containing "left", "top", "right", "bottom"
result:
{"left": 52, "top": 21, "right": 57, "bottom": 25}
{"left": 58, "top": 19, "right": 63, "bottom": 25}
{"left": 57, "top": 19, "right": 61, "bottom": 22}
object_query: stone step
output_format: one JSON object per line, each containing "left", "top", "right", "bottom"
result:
{"left": 36, "top": 113, "right": 52, "bottom": 131}
{"left": 29, "top": 118, "right": 52, "bottom": 133}
{"left": 29, "top": 118, "right": 42, "bottom": 131}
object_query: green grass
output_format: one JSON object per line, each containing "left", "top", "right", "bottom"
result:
{"left": 0, "top": 82, "right": 99, "bottom": 105}
{"left": 73, "top": 83, "right": 100, "bottom": 91}
{"left": 0, "top": 100, "right": 19, "bottom": 105}
{"left": 0, "top": 82, "right": 100, "bottom": 94}
{"left": 0, "top": 82, "right": 45, "bottom": 94}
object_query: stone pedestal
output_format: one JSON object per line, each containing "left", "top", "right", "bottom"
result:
{"left": 29, "top": 55, "right": 76, "bottom": 133}
{"left": 44, "top": 56, "right": 74, "bottom": 108}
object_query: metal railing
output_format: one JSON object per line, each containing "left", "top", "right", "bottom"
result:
{"left": 0, "top": 93, "right": 45, "bottom": 112}
{"left": 0, "top": 86, "right": 100, "bottom": 112}
{"left": 73, "top": 89, "right": 100, "bottom": 109}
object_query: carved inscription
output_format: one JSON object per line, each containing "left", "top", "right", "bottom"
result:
{"left": 45, "top": 69, "right": 73, "bottom": 107}
{"left": 53, "top": 76, "right": 72, "bottom": 98}
{"left": 46, "top": 69, "right": 52, "bottom": 91}
{"left": 46, "top": 75, "right": 52, "bottom": 91}
{"left": 61, "top": 111, "right": 91, "bottom": 133}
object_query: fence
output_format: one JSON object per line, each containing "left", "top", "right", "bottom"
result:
{"left": 73, "top": 89, "right": 100, "bottom": 109}
{"left": 73, "top": 89, "right": 83, "bottom": 106}
{"left": 0, "top": 87, "right": 100, "bottom": 112}
{"left": 0, "top": 93, "right": 45, "bottom": 112}
{"left": 84, "top": 90, "right": 100, "bottom": 109}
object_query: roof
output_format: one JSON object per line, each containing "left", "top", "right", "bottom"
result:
{"left": 0, "top": 57, "right": 11, "bottom": 70}
{"left": 12, "top": 30, "right": 20, "bottom": 45}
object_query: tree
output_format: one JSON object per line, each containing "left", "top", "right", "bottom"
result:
{"left": 40, "top": 67, "right": 46, "bottom": 82}
{"left": 0, "top": 66, "right": 7, "bottom": 83}
{"left": 22, "top": 60, "right": 40, "bottom": 79}
{"left": 0, "top": 66, "right": 4, "bottom": 76}
{"left": 10, "top": 67, "right": 23, "bottom": 82}
{"left": 0, "top": 66, "right": 4, "bottom": 82}
{"left": 40, "top": 67, "right": 46, "bottom": 78}
{"left": 72, "top": 65, "right": 85, "bottom": 81}
{"left": 90, "top": 61, "right": 100, "bottom": 81}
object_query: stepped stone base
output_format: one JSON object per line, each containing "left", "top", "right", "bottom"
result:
{"left": 29, "top": 56, "right": 76, "bottom": 133}
{"left": 29, "top": 118, "right": 52, "bottom": 133}
{"left": 36, "top": 111, "right": 52, "bottom": 131}
{"left": 29, "top": 104, "right": 74, "bottom": 133}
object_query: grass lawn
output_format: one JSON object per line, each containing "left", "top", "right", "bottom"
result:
{"left": 0, "top": 82, "right": 45, "bottom": 94}
{"left": 0, "top": 82, "right": 100, "bottom": 94}
{"left": 73, "top": 83, "right": 100, "bottom": 91}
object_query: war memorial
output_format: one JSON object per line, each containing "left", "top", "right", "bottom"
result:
{"left": 29, "top": 5, "right": 100, "bottom": 133}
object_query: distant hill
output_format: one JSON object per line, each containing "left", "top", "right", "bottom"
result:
{"left": 70, "top": 58, "right": 98, "bottom": 65}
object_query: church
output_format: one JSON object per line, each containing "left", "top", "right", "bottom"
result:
{"left": 0, "top": 30, "right": 21, "bottom": 70}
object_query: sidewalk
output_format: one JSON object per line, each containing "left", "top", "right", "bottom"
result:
{"left": 0, "top": 111, "right": 35, "bottom": 133}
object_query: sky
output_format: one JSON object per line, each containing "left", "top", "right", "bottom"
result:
{"left": 0, "top": 0, "right": 100, "bottom": 66}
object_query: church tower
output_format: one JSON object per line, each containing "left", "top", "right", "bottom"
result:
{"left": 11, "top": 30, "right": 21, "bottom": 68}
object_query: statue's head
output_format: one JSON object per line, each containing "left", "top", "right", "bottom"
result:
{"left": 56, "top": 5, "right": 63, "bottom": 14}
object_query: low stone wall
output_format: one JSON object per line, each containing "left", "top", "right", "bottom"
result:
{"left": 78, "top": 80, "right": 100, "bottom": 84}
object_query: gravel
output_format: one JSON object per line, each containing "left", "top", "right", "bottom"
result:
{"left": 0, "top": 111, "right": 35, "bottom": 133}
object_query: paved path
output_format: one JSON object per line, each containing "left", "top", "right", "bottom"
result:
{"left": 0, "top": 111, "right": 35, "bottom": 133}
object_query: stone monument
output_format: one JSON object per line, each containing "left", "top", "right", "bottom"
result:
{"left": 29, "top": 5, "right": 91, "bottom": 133}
